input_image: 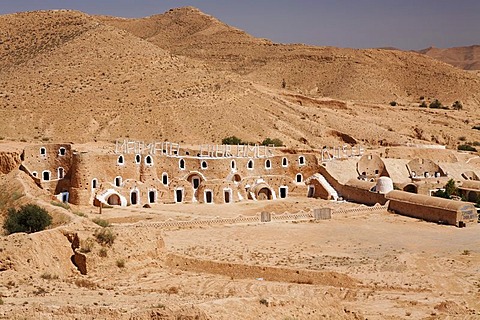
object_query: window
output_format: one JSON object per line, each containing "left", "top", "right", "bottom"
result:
{"left": 92, "top": 178, "right": 98, "bottom": 189}
{"left": 279, "top": 186, "right": 288, "bottom": 198}
{"left": 115, "top": 176, "right": 122, "bottom": 187}
{"left": 265, "top": 159, "right": 271, "bottom": 169}
{"left": 130, "top": 190, "right": 138, "bottom": 205}
{"left": 117, "top": 155, "right": 124, "bottom": 165}
{"left": 296, "top": 173, "right": 303, "bottom": 183}
{"left": 224, "top": 189, "right": 232, "bottom": 203}
{"left": 205, "top": 190, "right": 213, "bottom": 204}
{"left": 231, "top": 160, "right": 236, "bottom": 170}
{"left": 175, "top": 188, "right": 184, "bottom": 203}
{"left": 145, "top": 155, "right": 153, "bottom": 165}
{"left": 179, "top": 158, "right": 185, "bottom": 170}
{"left": 57, "top": 167, "right": 64, "bottom": 179}
{"left": 135, "top": 154, "right": 141, "bottom": 164}
{"left": 40, "top": 147, "right": 46, "bottom": 156}
{"left": 162, "top": 173, "right": 168, "bottom": 185}
{"left": 201, "top": 160, "right": 208, "bottom": 169}
{"left": 42, "top": 170, "right": 51, "bottom": 181}
{"left": 148, "top": 190, "right": 156, "bottom": 203}
{"left": 298, "top": 156, "right": 305, "bottom": 166}
{"left": 247, "top": 159, "right": 254, "bottom": 170}
{"left": 58, "top": 147, "right": 66, "bottom": 156}
{"left": 32, "top": 171, "right": 38, "bottom": 177}
{"left": 282, "top": 157, "right": 288, "bottom": 167}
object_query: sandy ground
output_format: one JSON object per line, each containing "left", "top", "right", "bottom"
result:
{"left": 1, "top": 196, "right": 479, "bottom": 319}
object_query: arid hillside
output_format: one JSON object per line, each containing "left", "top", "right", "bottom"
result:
{"left": 419, "top": 45, "right": 480, "bottom": 70}
{"left": 0, "top": 8, "right": 479, "bottom": 149}
{"left": 99, "top": 7, "right": 480, "bottom": 105}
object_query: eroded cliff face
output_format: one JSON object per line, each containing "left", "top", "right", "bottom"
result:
{"left": 0, "top": 151, "right": 21, "bottom": 174}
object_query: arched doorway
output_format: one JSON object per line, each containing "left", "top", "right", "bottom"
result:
{"left": 186, "top": 172, "right": 205, "bottom": 189}
{"left": 467, "top": 191, "right": 478, "bottom": 203}
{"left": 107, "top": 194, "right": 121, "bottom": 205}
{"left": 257, "top": 187, "right": 272, "bottom": 200}
{"left": 403, "top": 184, "right": 417, "bottom": 193}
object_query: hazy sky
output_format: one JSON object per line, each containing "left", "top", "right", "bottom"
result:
{"left": 1, "top": 0, "right": 479, "bottom": 50}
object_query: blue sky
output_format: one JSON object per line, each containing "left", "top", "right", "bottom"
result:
{"left": 1, "top": 0, "right": 479, "bottom": 50}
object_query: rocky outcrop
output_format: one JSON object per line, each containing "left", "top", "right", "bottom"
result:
{"left": 0, "top": 151, "right": 21, "bottom": 174}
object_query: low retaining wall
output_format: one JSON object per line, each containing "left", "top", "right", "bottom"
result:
{"left": 115, "top": 205, "right": 388, "bottom": 229}
{"left": 165, "top": 253, "right": 358, "bottom": 288}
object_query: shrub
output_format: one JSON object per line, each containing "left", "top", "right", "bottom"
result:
{"left": 50, "top": 201, "right": 70, "bottom": 210}
{"left": 166, "top": 286, "right": 179, "bottom": 294}
{"left": 221, "top": 136, "right": 255, "bottom": 145}
{"left": 429, "top": 99, "right": 443, "bottom": 109}
{"left": 74, "top": 278, "right": 97, "bottom": 289}
{"left": 79, "top": 238, "right": 95, "bottom": 253}
{"left": 98, "top": 248, "right": 108, "bottom": 257}
{"left": 389, "top": 101, "right": 397, "bottom": 106}
{"left": 116, "top": 259, "right": 125, "bottom": 268}
{"left": 458, "top": 136, "right": 467, "bottom": 141}
{"left": 0, "top": 297, "right": 3, "bottom": 305}
{"left": 261, "top": 138, "right": 284, "bottom": 147}
{"left": 40, "top": 273, "right": 59, "bottom": 280}
{"left": 433, "top": 179, "right": 458, "bottom": 199}
{"left": 222, "top": 136, "right": 243, "bottom": 145}
{"left": 94, "top": 228, "right": 116, "bottom": 246}
{"left": 419, "top": 101, "right": 428, "bottom": 108}
{"left": 92, "top": 218, "right": 110, "bottom": 228}
{"left": 458, "top": 144, "right": 477, "bottom": 152}
{"left": 419, "top": 96, "right": 425, "bottom": 100}
{"left": 3, "top": 204, "right": 52, "bottom": 235}
{"left": 452, "top": 101, "right": 463, "bottom": 110}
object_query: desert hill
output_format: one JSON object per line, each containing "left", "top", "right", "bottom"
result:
{"left": 98, "top": 7, "right": 480, "bottom": 105}
{"left": 419, "top": 45, "right": 480, "bottom": 70}
{"left": 0, "top": 8, "right": 479, "bottom": 149}
{"left": 0, "top": 10, "right": 304, "bottom": 145}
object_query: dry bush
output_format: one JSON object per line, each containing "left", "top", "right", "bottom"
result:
{"left": 74, "top": 278, "right": 97, "bottom": 289}
{"left": 79, "top": 237, "right": 95, "bottom": 253}
{"left": 92, "top": 218, "right": 110, "bottom": 228}
{"left": 166, "top": 286, "right": 179, "bottom": 295}
{"left": 94, "top": 228, "right": 116, "bottom": 246}
{"left": 98, "top": 247, "right": 108, "bottom": 257}
{"left": 116, "top": 259, "right": 125, "bottom": 268}
{"left": 40, "top": 272, "right": 59, "bottom": 280}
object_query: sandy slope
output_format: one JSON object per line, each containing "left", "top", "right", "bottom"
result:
{"left": 1, "top": 195, "right": 479, "bottom": 319}
{"left": 0, "top": 9, "right": 478, "bottom": 149}
{"left": 419, "top": 45, "right": 480, "bottom": 70}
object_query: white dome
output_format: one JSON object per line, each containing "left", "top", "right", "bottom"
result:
{"left": 376, "top": 176, "right": 394, "bottom": 194}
